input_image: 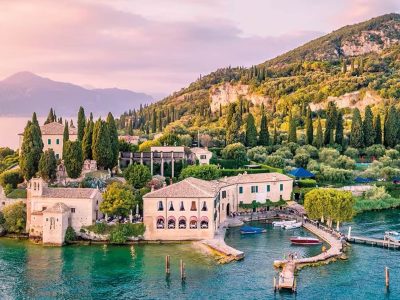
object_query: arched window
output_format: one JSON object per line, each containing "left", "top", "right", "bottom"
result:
{"left": 169, "top": 201, "right": 174, "bottom": 211}
{"left": 201, "top": 201, "right": 208, "bottom": 211}
{"left": 156, "top": 216, "right": 165, "bottom": 229}
{"left": 178, "top": 217, "right": 186, "bottom": 229}
{"left": 50, "top": 217, "right": 55, "bottom": 230}
{"left": 200, "top": 216, "right": 209, "bottom": 229}
{"left": 168, "top": 217, "right": 176, "bottom": 229}
{"left": 189, "top": 216, "right": 197, "bottom": 229}
{"left": 157, "top": 201, "right": 164, "bottom": 211}
{"left": 180, "top": 201, "right": 185, "bottom": 211}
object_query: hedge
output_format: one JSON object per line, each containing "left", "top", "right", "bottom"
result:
{"left": 0, "top": 170, "right": 23, "bottom": 189}
{"left": 6, "top": 189, "right": 27, "bottom": 199}
{"left": 210, "top": 158, "right": 242, "bottom": 169}
{"left": 297, "top": 179, "right": 317, "bottom": 188}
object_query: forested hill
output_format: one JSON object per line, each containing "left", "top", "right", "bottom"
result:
{"left": 118, "top": 13, "right": 400, "bottom": 136}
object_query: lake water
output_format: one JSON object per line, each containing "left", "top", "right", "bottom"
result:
{"left": 0, "top": 210, "right": 399, "bottom": 299}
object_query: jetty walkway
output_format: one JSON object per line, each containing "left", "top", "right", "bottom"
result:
{"left": 274, "top": 219, "right": 345, "bottom": 292}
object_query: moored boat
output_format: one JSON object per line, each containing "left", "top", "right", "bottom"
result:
{"left": 283, "top": 222, "right": 302, "bottom": 229}
{"left": 290, "top": 236, "right": 322, "bottom": 245}
{"left": 272, "top": 220, "right": 296, "bottom": 227}
{"left": 240, "top": 225, "right": 266, "bottom": 234}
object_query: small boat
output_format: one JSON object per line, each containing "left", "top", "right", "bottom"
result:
{"left": 384, "top": 231, "right": 400, "bottom": 242}
{"left": 272, "top": 220, "right": 297, "bottom": 227}
{"left": 240, "top": 225, "right": 266, "bottom": 234}
{"left": 283, "top": 222, "right": 302, "bottom": 229}
{"left": 290, "top": 236, "right": 322, "bottom": 245}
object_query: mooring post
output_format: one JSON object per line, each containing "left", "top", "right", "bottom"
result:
{"left": 347, "top": 226, "right": 352, "bottom": 240}
{"left": 180, "top": 259, "right": 186, "bottom": 281}
{"left": 165, "top": 255, "right": 170, "bottom": 276}
{"left": 385, "top": 267, "right": 390, "bottom": 288}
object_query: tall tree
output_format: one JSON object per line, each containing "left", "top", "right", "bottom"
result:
{"left": 258, "top": 113, "right": 269, "bottom": 146}
{"left": 77, "top": 106, "right": 86, "bottom": 141}
{"left": 63, "top": 121, "right": 69, "bottom": 142}
{"left": 384, "top": 106, "right": 397, "bottom": 148}
{"left": 38, "top": 149, "right": 57, "bottom": 182}
{"left": 288, "top": 113, "right": 297, "bottom": 143}
{"left": 44, "top": 108, "right": 55, "bottom": 124}
{"left": 106, "top": 112, "right": 119, "bottom": 169}
{"left": 315, "top": 116, "right": 323, "bottom": 149}
{"left": 151, "top": 109, "right": 157, "bottom": 133}
{"left": 305, "top": 106, "right": 313, "bottom": 145}
{"left": 226, "top": 110, "right": 242, "bottom": 145}
{"left": 363, "top": 105, "right": 375, "bottom": 147}
{"left": 245, "top": 113, "right": 257, "bottom": 147}
{"left": 374, "top": 114, "right": 382, "bottom": 145}
{"left": 19, "top": 114, "right": 44, "bottom": 180}
{"left": 63, "top": 141, "right": 83, "bottom": 179}
{"left": 82, "top": 119, "right": 94, "bottom": 160}
{"left": 324, "top": 102, "right": 337, "bottom": 145}
{"left": 92, "top": 119, "right": 111, "bottom": 169}
{"left": 272, "top": 123, "right": 279, "bottom": 145}
{"left": 335, "top": 110, "right": 344, "bottom": 146}
{"left": 350, "top": 108, "right": 364, "bottom": 148}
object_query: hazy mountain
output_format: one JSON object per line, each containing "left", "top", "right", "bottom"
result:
{"left": 0, "top": 71, "right": 154, "bottom": 117}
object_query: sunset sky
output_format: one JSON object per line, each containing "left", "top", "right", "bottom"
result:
{"left": 1, "top": 0, "right": 399, "bottom": 97}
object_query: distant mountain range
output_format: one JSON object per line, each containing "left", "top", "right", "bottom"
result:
{"left": 0, "top": 72, "right": 154, "bottom": 117}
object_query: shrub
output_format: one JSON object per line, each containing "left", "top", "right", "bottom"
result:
{"left": 294, "top": 153, "right": 310, "bottom": 168}
{"left": 179, "top": 165, "right": 221, "bottom": 181}
{"left": 109, "top": 225, "right": 127, "bottom": 244}
{"left": 317, "top": 164, "right": 353, "bottom": 183}
{"left": 221, "top": 143, "right": 247, "bottom": 165}
{"left": 274, "top": 148, "right": 293, "bottom": 159}
{"left": 296, "top": 145, "right": 319, "bottom": 159}
{"left": 344, "top": 147, "right": 359, "bottom": 159}
{"left": 354, "top": 197, "right": 400, "bottom": 213}
{"left": 0, "top": 170, "right": 23, "bottom": 189}
{"left": 363, "top": 185, "right": 390, "bottom": 200}
{"left": 65, "top": 226, "right": 76, "bottom": 242}
{"left": 247, "top": 146, "right": 268, "bottom": 161}
{"left": 2, "top": 201, "right": 26, "bottom": 233}
{"left": 385, "top": 149, "right": 399, "bottom": 159}
{"left": 6, "top": 189, "right": 27, "bottom": 199}
{"left": 138, "top": 140, "right": 161, "bottom": 152}
{"left": 332, "top": 155, "right": 356, "bottom": 169}
{"left": 86, "top": 222, "right": 108, "bottom": 234}
{"left": 4, "top": 184, "right": 13, "bottom": 196}
{"left": 124, "top": 164, "right": 152, "bottom": 189}
{"left": 265, "top": 155, "right": 285, "bottom": 169}
{"left": 285, "top": 142, "right": 299, "bottom": 154}
{"left": 210, "top": 158, "right": 241, "bottom": 169}
{"left": 298, "top": 179, "right": 317, "bottom": 188}
{"left": 365, "top": 144, "right": 385, "bottom": 159}
{"left": 319, "top": 148, "right": 340, "bottom": 163}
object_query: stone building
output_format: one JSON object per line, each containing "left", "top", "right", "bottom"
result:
{"left": 19, "top": 122, "right": 78, "bottom": 160}
{"left": 189, "top": 147, "right": 213, "bottom": 165}
{"left": 26, "top": 178, "right": 103, "bottom": 245}
{"left": 143, "top": 172, "right": 293, "bottom": 241}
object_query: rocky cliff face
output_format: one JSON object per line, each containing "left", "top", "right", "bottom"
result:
{"left": 310, "top": 91, "right": 384, "bottom": 111}
{"left": 209, "top": 83, "right": 270, "bottom": 113}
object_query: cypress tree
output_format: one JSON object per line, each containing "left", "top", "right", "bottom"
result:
{"left": 151, "top": 109, "right": 157, "bottom": 133}
{"left": 158, "top": 111, "right": 163, "bottom": 132}
{"left": 258, "top": 114, "right": 269, "bottom": 146}
{"left": 324, "top": 102, "right": 337, "bottom": 145}
{"left": 315, "top": 116, "right": 323, "bottom": 149}
{"left": 335, "top": 110, "right": 344, "bottom": 146}
{"left": 226, "top": 111, "right": 241, "bottom": 145}
{"left": 288, "top": 113, "right": 297, "bottom": 143}
{"left": 272, "top": 123, "right": 279, "bottom": 145}
{"left": 82, "top": 119, "right": 94, "bottom": 160}
{"left": 384, "top": 106, "right": 398, "bottom": 148}
{"left": 19, "top": 113, "right": 44, "bottom": 180}
{"left": 63, "top": 141, "right": 83, "bottom": 179}
{"left": 128, "top": 119, "right": 134, "bottom": 135}
{"left": 245, "top": 113, "right": 257, "bottom": 147}
{"left": 363, "top": 105, "right": 374, "bottom": 147}
{"left": 350, "top": 108, "right": 364, "bottom": 148}
{"left": 219, "top": 103, "right": 222, "bottom": 117}
{"left": 77, "top": 106, "right": 86, "bottom": 141}
{"left": 305, "top": 106, "right": 313, "bottom": 145}
{"left": 92, "top": 119, "right": 111, "bottom": 169}
{"left": 38, "top": 149, "right": 57, "bottom": 182}
{"left": 70, "top": 119, "right": 74, "bottom": 128}
{"left": 374, "top": 114, "right": 382, "bottom": 144}
{"left": 44, "top": 108, "right": 55, "bottom": 124}
{"left": 63, "top": 121, "right": 69, "bottom": 142}
{"left": 106, "top": 112, "right": 119, "bottom": 169}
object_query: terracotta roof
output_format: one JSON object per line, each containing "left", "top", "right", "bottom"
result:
{"left": 44, "top": 202, "right": 70, "bottom": 213}
{"left": 41, "top": 187, "right": 98, "bottom": 199}
{"left": 144, "top": 177, "right": 218, "bottom": 198}
{"left": 144, "top": 173, "right": 292, "bottom": 199}
{"left": 40, "top": 122, "right": 77, "bottom": 135}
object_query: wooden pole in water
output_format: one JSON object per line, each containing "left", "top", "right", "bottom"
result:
{"left": 180, "top": 259, "right": 186, "bottom": 281}
{"left": 347, "top": 226, "right": 352, "bottom": 240}
{"left": 165, "top": 255, "right": 170, "bottom": 276}
{"left": 385, "top": 267, "right": 390, "bottom": 288}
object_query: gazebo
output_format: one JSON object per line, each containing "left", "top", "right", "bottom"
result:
{"left": 288, "top": 167, "right": 315, "bottom": 179}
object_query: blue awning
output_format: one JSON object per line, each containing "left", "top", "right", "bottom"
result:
{"left": 354, "top": 177, "right": 373, "bottom": 183}
{"left": 288, "top": 167, "right": 315, "bottom": 178}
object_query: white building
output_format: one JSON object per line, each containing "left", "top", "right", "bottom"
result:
{"left": 190, "top": 147, "right": 213, "bottom": 165}
{"left": 143, "top": 172, "right": 293, "bottom": 241}
{"left": 19, "top": 122, "right": 77, "bottom": 160}
{"left": 26, "top": 178, "right": 103, "bottom": 245}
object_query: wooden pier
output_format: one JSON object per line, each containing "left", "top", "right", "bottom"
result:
{"left": 347, "top": 236, "right": 400, "bottom": 249}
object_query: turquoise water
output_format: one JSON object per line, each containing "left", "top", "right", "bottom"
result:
{"left": 1, "top": 210, "right": 400, "bottom": 299}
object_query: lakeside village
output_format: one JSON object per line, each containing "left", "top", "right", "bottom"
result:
{"left": 2, "top": 102, "right": 400, "bottom": 291}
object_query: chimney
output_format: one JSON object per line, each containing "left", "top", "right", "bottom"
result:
{"left": 151, "top": 184, "right": 155, "bottom": 192}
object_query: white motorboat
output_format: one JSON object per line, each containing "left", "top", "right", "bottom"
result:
{"left": 272, "top": 220, "right": 297, "bottom": 227}
{"left": 283, "top": 222, "right": 302, "bottom": 229}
